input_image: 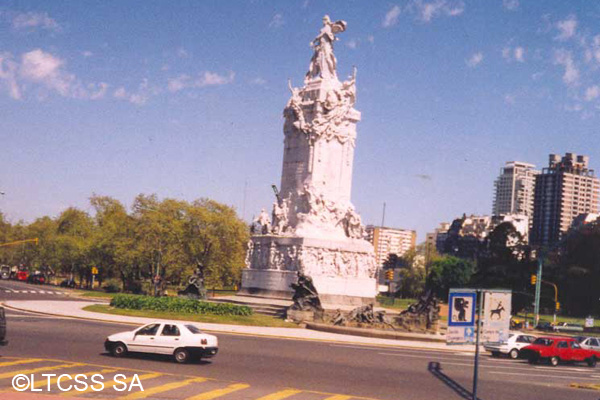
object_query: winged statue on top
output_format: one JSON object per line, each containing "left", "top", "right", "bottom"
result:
{"left": 306, "top": 15, "right": 347, "bottom": 81}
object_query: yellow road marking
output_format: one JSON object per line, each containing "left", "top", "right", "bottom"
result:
{"left": 0, "top": 359, "right": 43, "bottom": 368}
{"left": 117, "top": 377, "right": 208, "bottom": 399}
{"left": 32, "top": 368, "right": 116, "bottom": 389}
{"left": 0, "top": 363, "right": 83, "bottom": 379}
{"left": 185, "top": 383, "right": 250, "bottom": 400}
{"left": 323, "top": 396, "right": 353, "bottom": 400}
{"left": 60, "top": 372, "right": 161, "bottom": 397}
{"left": 255, "top": 389, "right": 303, "bottom": 399}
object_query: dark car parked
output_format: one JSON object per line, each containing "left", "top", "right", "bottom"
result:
{"left": 27, "top": 272, "right": 46, "bottom": 285}
{"left": 536, "top": 322, "right": 554, "bottom": 332}
{"left": 60, "top": 278, "right": 76, "bottom": 288}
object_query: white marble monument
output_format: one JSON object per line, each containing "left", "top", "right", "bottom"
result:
{"left": 241, "top": 16, "right": 377, "bottom": 305}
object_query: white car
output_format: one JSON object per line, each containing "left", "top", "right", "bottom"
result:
{"left": 484, "top": 332, "right": 537, "bottom": 359}
{"left": 105, "top": 322, "right": 218, "bottom": 363}
{"left": 578, "top": 336, "right": 600, "bottom": 352}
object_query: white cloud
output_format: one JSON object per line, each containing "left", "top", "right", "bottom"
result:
{"left": 411, "top": 0, "right": 464, "bottom": 23}
{"left": 89, "top": 82, "right": 108, "bottom": 100}
{"left": 383, "top": 5, "right": 401, "bottom": 28}
{"left": 198, "top": 71, "right": 234, "bottom": 87}
{"left": 0, "top": 49, "right": 108, "bottom": 100}
{"left": 269, "top": 13, "right": 284, "bottom": 29}
{"left": 0, "top": 52, "right": 21, "bottom": 99}
{"left": 346, "top": 39, "right": 358, "bottom": 49}
{"left": 555, "top": 15, "right": 577, "bottom": 41}
{"left": 176, "top": 47, "right": 189, "bottom": 58}
{"left": 250, "top": 77, "right": 266, "bottom": 85}
{"left": 167, "top": 74, "right": 190, "bottom": 92}
{"left": 81, "top": 51, "right": 94, "bottom": 58}
{"left": 514, "top": 47, "right": 525, "bottom": 62}
{"left": 553, "top": 49, "right": 579, "bottom": 87}
{"left": 12, "top": 11, "right": 60, "bottom": 31}
{"left": 113, "top": 87, "right": 127, "bottom": 99}
{"left": 113, "top": 79, "right": 154, "bottom": 105}
{"left": 585, "top": 85, "right": 600, "bottom": 101}
{"left": 502, "top": 0, "right": 519, "bottom": 11}
{"left": 367, "top": 35, "right": 375, "bottom": 44}
{"left": 466, "top": 52, "right": 483, "bottom": 68}
{"left": 503, "top": 46, "right": 525, "bottom": 63}
{"left": 504, "top": 94, "right": 516, "bottom": 104}
{"left": 584, "top": 35, "right": 600, "bottom": 64}
{"left": 168, "top": 71, "right": 234, "bottom": 92}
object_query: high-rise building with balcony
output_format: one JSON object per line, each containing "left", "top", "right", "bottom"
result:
{"left": 365, "top": 226, "right": 416, "bottom": 267}
{"left": 531, "top": 153, "right": 600, "bottom": 246}
{"left": 493, "top": 161, "right": 539, "bottom": 218}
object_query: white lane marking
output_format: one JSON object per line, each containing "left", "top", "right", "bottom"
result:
{"left": 379, "top": 352, "right": 595, "bottom": 376}
{"left": 4, "top": 290, "right": 10, "bottom": 293}
{"left": 330, "top": 343, "right": 474, "bottom": 356}
{"left": 490, "top": 371, "right": 600, "bottom": 380}
{"left": 29, "top": 290, "right": 37, "bottom": 293}
{"left": 534, "top": 366, "right": 590, "bottom": 372}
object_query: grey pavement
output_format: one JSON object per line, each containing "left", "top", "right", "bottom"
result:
{"left": 4, "top": 299, "right": 475, "bottom": 352}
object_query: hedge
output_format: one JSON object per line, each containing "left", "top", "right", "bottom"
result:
{"left": 110, "top": 294, "right": 253, "bottom": 316}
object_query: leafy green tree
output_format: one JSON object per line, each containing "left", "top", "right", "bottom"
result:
{"left": 427, "top": 256, "right": 475, "bottom": 301}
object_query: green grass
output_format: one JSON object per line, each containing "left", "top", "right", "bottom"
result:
{"left": 376, "top": 296, "right": 416, "bottom": 310}
{"left": 514, "top": 312, "right": 600, "bottom": 328}
{"left": 83, "top": 304, "right": 299, "bottom": 328}
{"left": 76, "top": 290, "right": 118, "bottom": 299}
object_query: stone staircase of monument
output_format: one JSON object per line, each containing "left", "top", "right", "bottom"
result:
{"left": 209, "top": 296, "right": 290, "bottom": 318}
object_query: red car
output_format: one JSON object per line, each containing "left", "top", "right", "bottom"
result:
{"left": 521, "top": 336, "right": 599, "bottom": 367}
{"left": 16, "top": 270, "right": 28, "bottom": 281}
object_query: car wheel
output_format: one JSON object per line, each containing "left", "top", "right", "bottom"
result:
{"left": 111, "top": 342, "right": 128, "bottom": 358}
{"left": 509, "top": 349, "right": 519, "bottom": 359}
{"left": 587, "top": 357, "right": 597, "bottom": 368}
{"left": 549, "top": 356, "right": 559, "bottom": 367}
{"left": 174, "top": 348, "right": 190, "bottom": 364}
{"left": 528, "top": 354, "right": 538, "bottom": 364}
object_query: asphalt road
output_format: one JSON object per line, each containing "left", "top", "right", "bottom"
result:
{"left": 0, "top": 282, "right": 598, "bottom": 400}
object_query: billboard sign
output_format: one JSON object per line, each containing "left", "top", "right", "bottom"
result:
{"left": 447, "top": 289, "right": 477, "bottom": 345}
{"left": 482, "top": 290, "right": 511, "bottom": 344}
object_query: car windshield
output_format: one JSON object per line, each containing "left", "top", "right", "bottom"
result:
{"left": 185, "top": 324, "right": 203, "bottom": 334}
{"left": 533, "top": 338, "right": 553, "bottom": 346}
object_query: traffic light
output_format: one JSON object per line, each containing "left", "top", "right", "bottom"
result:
{"left": 530, "top": 274, "right": 537, "bottom": 285}
{"left": 556, "top": 302, "right": 560, "bottom": 311}
{"left": 385, "top": 269, "right": 394, "bottom": 281}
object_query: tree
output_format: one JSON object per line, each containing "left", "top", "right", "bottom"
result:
{"left": 427, "top": 256, "right": 474, "bottom": 301}
{"left": 474, "top": 222, "right": 534, "bottom": 313}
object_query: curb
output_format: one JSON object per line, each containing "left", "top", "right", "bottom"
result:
{"left": 2, "top": 302, "right": 470, "bottom": 353}
{"left": 305, "top": 322, "right": 446, "bottom": 343}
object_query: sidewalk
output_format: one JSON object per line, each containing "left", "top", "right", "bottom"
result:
{"left": 3, "top": 300, "right": 475, "bottom": 353}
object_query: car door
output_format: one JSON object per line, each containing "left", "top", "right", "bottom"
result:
{"left": 587, "top": 338, "right": 600, "bottom": 352}
{"left": 129, "top": 323, "right": 162, "bottom": 353}
{"left": 570, "top": 341, "right": 586, "bottom": 361}
{"left": 153, "top": 324, "right": 182, "bottom": 355}
{"left": 515, "top": 335, "right": 531, "bottom": 350}
{"left": 556, "top": 340, "right": 569, "bottom": 360}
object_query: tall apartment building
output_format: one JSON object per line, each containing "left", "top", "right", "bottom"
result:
{"left": 425, "top": 222, "right": 450, "bottom": 253}
{"left": 365, "top": 225, "right": 417, "bottom": 267}
{"left": 493, "top": 161, "right": 539, "bottom": 218}
{"left": 531, "top": 153, "right": 600, "bottom": 246}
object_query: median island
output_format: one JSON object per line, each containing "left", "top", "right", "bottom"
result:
{"left": 83, "top": 294, "right": 298, "bottom": 328}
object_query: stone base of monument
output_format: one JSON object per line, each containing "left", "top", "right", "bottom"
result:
{"left": 242, "top": 235, "right": 377, "bottom": 307}
{"left": 285, "top": 309, "right": 325, "bottom": 323}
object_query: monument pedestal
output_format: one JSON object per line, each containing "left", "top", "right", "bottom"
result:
{"left": 241, "top": 235, "right": 377, "bottom": 306}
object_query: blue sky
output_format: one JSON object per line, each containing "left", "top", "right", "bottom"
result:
{"left": 1, "top": 1, "right": 600, "bottom": 241}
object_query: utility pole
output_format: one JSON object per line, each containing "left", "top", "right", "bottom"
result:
{"left": 381, "top": 202, "right": 386, "bottom": 227}
{"left": 533, "top": 257, "right": 543, "bottom": 326}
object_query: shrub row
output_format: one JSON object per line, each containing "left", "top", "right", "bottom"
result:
{"left": 110, "top": 294, "right": 253, "bottom": 316}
